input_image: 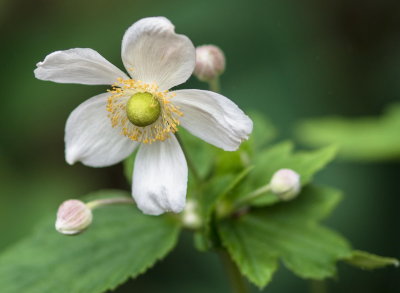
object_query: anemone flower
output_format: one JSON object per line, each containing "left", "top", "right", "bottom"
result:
{"left": 35, "top": 17, "right": 253, "bottom": 215}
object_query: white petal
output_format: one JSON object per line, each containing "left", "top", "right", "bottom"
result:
{"left": 132, "top": 135, "right": 188, "bottom": 215}
{"left": 121, "top": 17, "right": 195, "bottom": 90}
{"left": 35, "top": 48, "right": 128, "bottom": 85}
{"left": 65, "top": 93, "right": 137, "bottom": 167}
{"left": 173, "top": 89, "right": 253, "bottom": 151}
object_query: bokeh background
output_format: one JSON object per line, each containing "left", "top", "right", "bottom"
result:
{"left": 0, "top": 0, "right": 399, "bottom": 292}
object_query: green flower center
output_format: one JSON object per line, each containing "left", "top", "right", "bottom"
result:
{"left": 126, "top": 92, "right": 161, "bottom": 127}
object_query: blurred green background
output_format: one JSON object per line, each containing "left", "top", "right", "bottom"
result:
{"left": 0, "top": 0, "right": 399, "bottom": 292}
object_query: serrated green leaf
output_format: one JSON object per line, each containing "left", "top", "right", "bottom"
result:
{"left": 206, "top": 167, "right": 254, "bottom": 216}
{"left": 193, "top": 167, "right": 254, "bottom": 251}
{"left": 253, "top": 142, "right": 337, "bottom": 186}
{"left": 192, "top": 172, "right": 242, "bottom": 250}
{"left": 236, "top": 141, "right": 337, "bottom": 206}
{"left": 345, "top": 250, "right": 399, "bottom": 270}
{"left": 296, "top": 103, "right": 400, "bottom": 161}
{"left": 217, "top": 186, "right": 352, "bottom": 288}
{"left": 0, "top": 190, "right": 181, "bottom": 293}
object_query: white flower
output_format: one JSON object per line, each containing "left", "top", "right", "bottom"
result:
{"left": 34, "top": 17, "right": 253, "bottom": 215}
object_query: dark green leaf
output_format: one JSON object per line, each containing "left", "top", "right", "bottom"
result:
{"left": 296, "top": 103, "right": 400, "bottom": 161}
{"left": 0, "top": 190, "right": 181, "bottom": 293}
{"left": 194, "top": 167, "right": 253, "bottom": 251}
{"left": 345, "top": 250, "right": 399, "bottom": 270}
{"left": 235, "top": 142, "right": 337, "bottom": 206}
{"left": 218, "top": 186, "right": 352, "bottom": 288}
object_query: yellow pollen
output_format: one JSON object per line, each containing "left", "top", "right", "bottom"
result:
{"left": 106, "top": 77, "right": 183, "bottom": 143}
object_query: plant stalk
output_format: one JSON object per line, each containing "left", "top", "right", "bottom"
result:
{"left": 234, "top": 184, "right": 271, "bottom": 208}
{"left": 309, "top": 280, "right": 328, "bottom": 293}
{"left": 86, "top": 197, "right": 135, "bottom": 210}
{"left": 209, "top": 77, "right": 221, "bottom": 93}
{"left": 218, "top": 250, "right": 250, "bottom": 293}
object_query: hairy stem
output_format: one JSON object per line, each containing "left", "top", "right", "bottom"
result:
{"left": 310, "top": 280, "right": 328, "bottom": 293}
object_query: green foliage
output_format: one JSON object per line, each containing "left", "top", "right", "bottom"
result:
{"left": 345, "top": 250, "right": 399, "bottom": 270}
{"left": 296, "top": 103, "right": 400, "bottom": 161}
{"left": 233, "top": 141, "right": 337, "bottom": 206}
{"left": 217, "top": 186, "right": 352, "bottom": 288}
{"left": 194, "top": 167, "right": 254, "bottom": 251}
{"left": 1, "top": 109, "right": 397, "bottom": 292}
{"left": 213, "top": 113, "right": 277, "bottom": 176}
{"left": 176, "top": 128, "right": 218, "bottom": 179}
{"left": 0, "top": 190, "right": 181, "bottom": 293}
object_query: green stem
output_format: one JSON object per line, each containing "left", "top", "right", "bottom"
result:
{"left": 234, "top": 183, "right": 271, "bottom": 208}
{"left": 208, "top": 66, "right": 248, "bottom": 293}
{"left": 209, "top": 78, "right": 221, "bottom": 93}
{"left": 309, "top": 280, "right": 328, "bottom": 293}
{"left": 175, "top": 133, "right": 201, "bottom": 184}
{"left": 86, "top": 197, "right": 134, "bottom": 210}
{"left": 218, "top": 250, "right": 250, "bottom": 293}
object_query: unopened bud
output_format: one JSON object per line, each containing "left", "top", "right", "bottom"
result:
{"left": 55, "top": 199, "right": 93, "bottom": 235}
{"left": 182, "top": 200, "right": 201, "bottom": 229}
{"left": 194, "top": 45, "right": 225, "bottom": 82}
{"left": 269, "top": 169, "right": 301, "bottom": 201}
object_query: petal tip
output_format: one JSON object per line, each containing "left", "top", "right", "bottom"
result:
{"left": 65, "top": 146, "right": 79, "bottom": 165}
{"left": 65, "top": 154, "right": 77, "bottom": 166}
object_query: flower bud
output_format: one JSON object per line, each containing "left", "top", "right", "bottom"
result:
{"left": 55, "top": 199, "right": 93, "bottom": 235}
{"left": 194, "top": 45, "right": 225, "bottom": 82}
{"left": 269, "top": 169, "right": 301, "bottom": 201}
{"left": 182, "top": 200, "right": 201, "bottom": 229}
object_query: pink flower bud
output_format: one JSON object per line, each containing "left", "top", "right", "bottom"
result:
{"left": 194, "top": 45, "right": 225, "bottom": 82}
{"left": 55, "top": 199, "right": 93, "bottom": 235}
{"left": 269, "top": 169, "right": 301, "bottom": 201}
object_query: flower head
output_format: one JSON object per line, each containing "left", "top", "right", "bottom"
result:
{"left": 35, "top": 17, "right": 253, "bottom": 215}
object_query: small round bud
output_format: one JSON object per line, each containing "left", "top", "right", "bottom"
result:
{"left": 55, "top": 199, "right": 93, "bottom": 235}
{"left": 269, "top": 169, "right": 301, "bottom": 201}
{"left": 194, "top": 45, "right": 225, "bottom": 82}
{"left": 126, "top": 92, "right": 161, "bottom": 127}
{"left": 182, "top": 200, "right": 202, "bottom": 229}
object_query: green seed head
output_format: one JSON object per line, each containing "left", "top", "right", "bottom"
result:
{"left": 126, "top": 92, "right": 161, "bottom": 127}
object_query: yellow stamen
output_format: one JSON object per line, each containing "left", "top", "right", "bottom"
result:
{"left": 106, "top": 77, "right": 183, "bottom": 143}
